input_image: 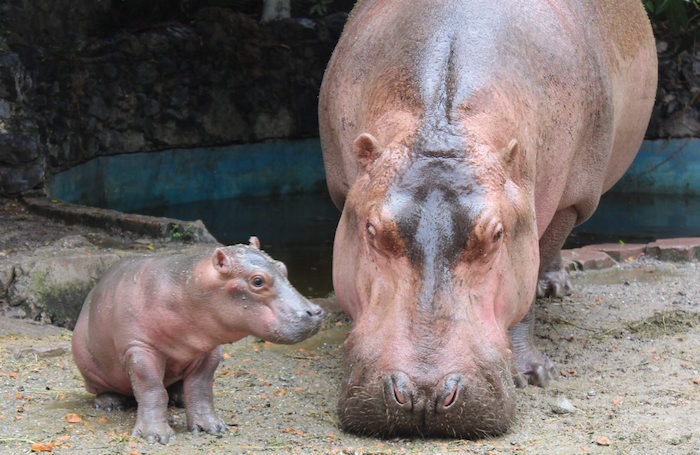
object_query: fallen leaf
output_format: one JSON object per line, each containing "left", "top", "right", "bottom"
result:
{"left": 596, "top": 436, "right": 611, "bottom": 446}
{"left": 31, "top": 442, "right": 55, "bottom": 452}
{"left": 65, "top": 413, "right": 82, "bottom": 423}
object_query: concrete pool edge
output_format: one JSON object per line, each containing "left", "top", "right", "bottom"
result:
{"left": 22, "top": 196, "right": 219, "bottom": 243}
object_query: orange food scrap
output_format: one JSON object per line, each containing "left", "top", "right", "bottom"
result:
{"left": 275, "top": 388, "right": 288, "bottom": 397}
{"left": 283, "top": 427, "right": 293, "bottom": 434}
{"left": 693, "top": 377, "right": 700, "bottom": 385}
{"left": 222, "top": 352, "right": 231, "bottom": 360}
{"left": 9, "top": 372, "right": 18, "bottom": 378}
{"left": 613, "top": 398, "right": 621, "bottom": 406}
{"left": 130, "top": 451, "right": 139, "bottom": 455}
{"left": 65, "top": 413, "right": 82, "bottom": 423}
{"left": 31, "top": 442, "right": 55, "bottom": 452}
{"left": 335, "top": 321, "right": 344, "bottom": 327}
{"left": 97, "top": 417, "right": 107, "bottom": 424}
{"left": 596, "top": 436, "right": 611, "bottom": 446}
{"left": 293, "top": 386, "right": 305, "bottom": 393}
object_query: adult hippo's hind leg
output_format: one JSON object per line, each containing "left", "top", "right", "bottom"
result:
{"left": 510, "top": 207, "right": 578, "bottom": 387}
{"left": 537, "top": 250, "right": 572, "bottom": 298}
{"left": 94, "top": 392, "right": 136, "bottom": 412}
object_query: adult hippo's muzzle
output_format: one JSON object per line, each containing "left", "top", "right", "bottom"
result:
{"left": 338, "top": 327, "right": 520, "bottom": 437}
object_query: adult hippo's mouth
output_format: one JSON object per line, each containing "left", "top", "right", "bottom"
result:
{"left": 338, "top": 328, "right": 520, "bottom": 437}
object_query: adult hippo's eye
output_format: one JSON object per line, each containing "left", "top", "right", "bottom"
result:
{"left": 493, "top": 223, "right": 504, "bottom": 243}
{"left": 366, "top": 221, "right": 377, "bottom": 238}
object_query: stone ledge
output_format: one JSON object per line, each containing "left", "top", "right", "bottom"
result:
{"left": 21, "top": 196, "right": 219, "bottom": 244}
{"left": 563, "top": 237, "right": 700, "bottom": 271}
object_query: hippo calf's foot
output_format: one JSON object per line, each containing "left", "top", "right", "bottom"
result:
{"left": 536, "top": 251, "right": 572, "bottom": 299}
{"left": 131, "top": 419, "right": 176, "bottom": 445}
{"left": 509, "top": 306, "right": 556, "bottom": 387}
{"left": 94, "top": 392, "right": 135, "bottom": 412}
{"left": 188, "top": 411, "right": 228, "bottom": 436}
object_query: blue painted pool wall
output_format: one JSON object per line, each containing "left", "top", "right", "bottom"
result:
{"left": 48, "top": 139, "right": 327, "bottom": 213}
{"left": 48, "top": 138, "right": 700, "bottom": 212}
{"left": 609, "top": 138, "right": 700, "bottom": 196}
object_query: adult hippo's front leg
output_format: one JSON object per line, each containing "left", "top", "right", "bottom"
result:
{"left": 509, "top": 207, "right": 578, "bottom": 386}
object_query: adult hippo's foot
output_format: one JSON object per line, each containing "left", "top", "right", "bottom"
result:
{"left": 509, "top": 305, "right": 556, "bottom": 387}
{"left": 537, "top": 250, "right": 572, "bottom": 298}
{"left": 94, "top": 392, "right": 135, "bottom": 412}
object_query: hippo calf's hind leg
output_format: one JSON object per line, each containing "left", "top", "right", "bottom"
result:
{"left": 94, "top": 392, "right": 135, "bottom": 412}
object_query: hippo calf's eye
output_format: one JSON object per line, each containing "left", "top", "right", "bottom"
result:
{"left": 366, "top": 222, "right": 377, "bottom": 238}
{"left": 251, "top": 275, "right": 265, "bottom": 289}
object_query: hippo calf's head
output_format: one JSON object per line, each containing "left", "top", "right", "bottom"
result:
{"left": 334, "top": 134, "right": 539, "bottom": 437}
{"left": 204, "top": 237, "right": 323, "bottom": 344}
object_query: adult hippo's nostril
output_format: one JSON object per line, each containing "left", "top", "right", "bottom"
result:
{"left": 385, "top": 372, "right": 416, "bottom": 410}
{"left": 438, "top": 374, "right": 464, "bottom": 410}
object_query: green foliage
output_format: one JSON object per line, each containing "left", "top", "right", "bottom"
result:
{"left": 643, "top": 0, "right": 699, "bottom": 36}
{"left": 165, "top": 223, "right": 196, "bottom": 243}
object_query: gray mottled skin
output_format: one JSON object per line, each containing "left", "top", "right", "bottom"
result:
{"left": 319, "top": 0, "right": 656, "bottom": 438}
{"left": 71, "top": 237, "right": 322, "bottom": 444}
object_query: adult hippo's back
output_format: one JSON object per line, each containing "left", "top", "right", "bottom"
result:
{"left": 319, "top": 0, "right": 656, "bottom": 438}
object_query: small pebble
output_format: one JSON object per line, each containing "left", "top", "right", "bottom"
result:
{"left": 551, "top": 395, "right": 576, "bottom": 414}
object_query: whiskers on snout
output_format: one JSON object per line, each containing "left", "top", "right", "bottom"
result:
{"left": 337, "top": 357, "right": 517, "bottom": 438}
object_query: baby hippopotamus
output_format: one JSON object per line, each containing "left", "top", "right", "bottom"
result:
{"left": 71, "top": 237, "right": 323, "bottom": 444}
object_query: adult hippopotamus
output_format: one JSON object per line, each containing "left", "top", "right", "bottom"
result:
{"left": 319, "top": 0, "right": 656, "bottom": 437}
{"left": 72, "top": 237, "right": 323, "bottom": 443}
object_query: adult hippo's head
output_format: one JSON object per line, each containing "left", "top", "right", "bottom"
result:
{"left": 333, "top": 131, "right": 539, "bottom": 437}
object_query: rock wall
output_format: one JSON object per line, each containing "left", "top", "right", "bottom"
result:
{"left": 0, "top": 0, "right": 345, "bottom": 195}
{"left": 0, "top": 0, "right": 696, "bottom": 196}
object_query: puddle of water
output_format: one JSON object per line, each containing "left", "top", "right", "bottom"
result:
{"left": 264, "top": 325, "right": 350, "bottom": 354}
{"left": 576, "top": 264, "right": 679, "bottom": 286}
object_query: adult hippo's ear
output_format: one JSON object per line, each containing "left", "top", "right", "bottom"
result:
{"left": 354, "top": 133, "right": 384, "bottom": 169}
{"left": 249, "top": 236, "right": 261, "bottom": 249}
{"left": 500, "top": 139, "right": 532, "bottom": 183}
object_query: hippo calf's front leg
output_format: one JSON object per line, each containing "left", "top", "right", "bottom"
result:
{"left": 183, "top": 347, "right": 228, "bottom": 435}
{"left": 126, "top": 348, "right": 175, "bottom": 444}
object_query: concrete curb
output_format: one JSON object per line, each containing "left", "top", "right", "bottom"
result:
{"left": 562, "top": 237, "right": 700, "bottom": 271}
{"left": 21, "top": 196, "right": 219, "bottom": 244}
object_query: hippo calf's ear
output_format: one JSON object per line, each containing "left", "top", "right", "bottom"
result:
{"left": 354, "top": 133, "right": 383, "bottom": 169}
{"left": 249, "top": 236, "right": 261, "bottom": 249}
{"left": 213, "top": 248, "right": 233, "bottom": 275}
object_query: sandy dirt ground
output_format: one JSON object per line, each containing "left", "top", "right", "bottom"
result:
{"left": 0, "top": 198, "right": 699, "bottom": 454}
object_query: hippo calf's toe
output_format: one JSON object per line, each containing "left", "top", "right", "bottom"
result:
{"left": 319, "top": 0, "right": 656, "bottom": 437}
{"left": 71, "top": 237, "right": 322, "bottom": 443}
